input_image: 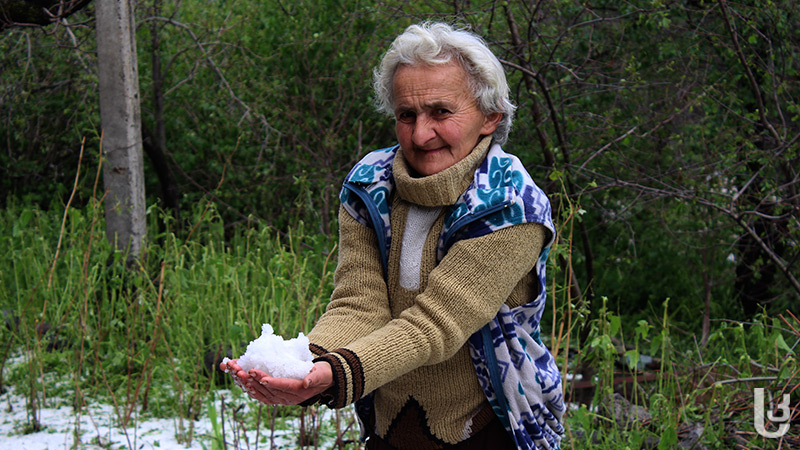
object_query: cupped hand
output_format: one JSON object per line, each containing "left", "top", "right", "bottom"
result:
{"left": 221, "top": 359, "right": 333, "bottom": 406}
{"left": 220, "top": 358, "right": 250, "bottom": 391}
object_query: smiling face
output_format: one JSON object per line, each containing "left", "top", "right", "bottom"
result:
{"left": 392, "top": 62, "right": 501, "bottom": 176}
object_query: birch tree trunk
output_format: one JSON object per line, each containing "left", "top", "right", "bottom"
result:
{"left": 96, "top": 0, "right": 146, "bottom": 265}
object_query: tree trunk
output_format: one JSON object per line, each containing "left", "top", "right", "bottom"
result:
{"left": 96, "top": 0, "right": 145, "bottom": 265}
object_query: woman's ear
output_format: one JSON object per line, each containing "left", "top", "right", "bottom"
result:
{"left": 481, "top": 112, "right": 502, "bottom": 135}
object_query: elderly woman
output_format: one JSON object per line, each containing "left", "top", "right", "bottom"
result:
{"left": 224, "top": 22, "right": 565, "bottom": 450}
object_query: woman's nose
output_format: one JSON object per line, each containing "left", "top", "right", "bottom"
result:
{"left": 411, "top": 115, "right": 436, "bottom": 147}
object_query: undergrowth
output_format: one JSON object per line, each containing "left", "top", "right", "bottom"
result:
{"left": 0, "top": 198, "right": 797, "bottom": 449}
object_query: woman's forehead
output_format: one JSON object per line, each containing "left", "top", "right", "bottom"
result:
{"left": 392, "top": 63, "right": 472, "bottom": 107}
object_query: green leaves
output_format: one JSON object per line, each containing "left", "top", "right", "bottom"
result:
{"left": 11, "top": 208, "right": 32, "bottom": 238}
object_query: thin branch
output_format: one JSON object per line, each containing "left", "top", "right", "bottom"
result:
{"left": 567, "top": 6, "right": 653, "bottom": 31}
{"left": 48, "top": 136, "right": 85, "bottom": 289}
{"left": 717, "top": 0, "right": 782, "bottom": 143}
{"left": 577, "top": 127, "right": 637, "bottom": 172}
{"left": 60, "top": 18, "right": 91, "bottom": 73}
{"left": 500, "top": 6, "right": 554, "bottom": 167}
{"left": 732, "top": 214, "right": 800, "bottom": 296}
{"left": 730, "top": 134, "right": 797, "bottom": 205}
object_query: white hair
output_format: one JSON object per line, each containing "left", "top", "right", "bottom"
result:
{"left": 373, "top": 22, "right": 516, "bottom": 145}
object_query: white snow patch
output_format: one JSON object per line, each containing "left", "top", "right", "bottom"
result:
{"left": 233, "top": 324, "right": 315, "bottom": 379}
{"left": 0, "top": 384, "right": 350, "bottom": 450}
{"left": 0, "top": 384, "right": 221, "bottom": 450}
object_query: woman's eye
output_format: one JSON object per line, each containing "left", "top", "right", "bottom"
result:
{"left": 434, "top": 108, "right": 452, "bottom": 117}
{"left": 397, "top": 111, "right": 416, "bottom": 123}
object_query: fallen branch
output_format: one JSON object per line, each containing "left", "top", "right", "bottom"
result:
{"left": 714, "top": 376, "right": 778, "bottom": 386}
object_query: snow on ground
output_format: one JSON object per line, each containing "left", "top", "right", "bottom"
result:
{"left": 2, "top": 384, "right": 205, "bottom": 449}
{"left": 0, "top": 345, "right": 360, "bottom": 450}
{"left": 0, "top": 384, "right": 330, "bottom": 450}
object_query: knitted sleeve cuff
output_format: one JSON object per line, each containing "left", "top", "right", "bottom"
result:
{"left": 309, "top": 342, "right": 328, "bottom": 357}
{"left": 312, "top": 348, "right": 365, "bottom": 409}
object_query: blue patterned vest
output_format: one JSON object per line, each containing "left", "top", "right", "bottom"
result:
{"left": 340, "top": 143, "right": 565, "bottom": 450}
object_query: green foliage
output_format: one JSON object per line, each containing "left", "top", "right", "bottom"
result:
{"left": 560, "top": 296, "right": 799, "bottom": 449}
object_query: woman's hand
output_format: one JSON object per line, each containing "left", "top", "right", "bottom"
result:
{"left": 220, "top": 358, "right": 250, "bottom": 392}
{"left": 221, "top": 359, "right": 333, "bottom": 405}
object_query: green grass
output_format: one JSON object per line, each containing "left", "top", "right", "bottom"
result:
{"left": 1, "top": 200, "right": 797, "bottom": 449}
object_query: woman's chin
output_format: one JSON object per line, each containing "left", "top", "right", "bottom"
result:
{"left": 408, "top": 151, "right": 454, "bottom": 176}
{"left": 412, "top": 162, "right": 446, "bottom": 176}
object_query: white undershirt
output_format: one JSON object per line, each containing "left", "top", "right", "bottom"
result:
{"left": 398, "top": 205, "right": 443, "bottom": 290}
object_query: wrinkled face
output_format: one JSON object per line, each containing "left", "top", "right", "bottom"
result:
{"left": 393, "top": 62, "right": 500, "bottom": 176}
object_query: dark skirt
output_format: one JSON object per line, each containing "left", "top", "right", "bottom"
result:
{"left": 364, "top": 414, "right": 516, "bottom": 450}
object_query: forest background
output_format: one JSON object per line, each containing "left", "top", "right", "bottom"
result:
{"left": 0, "top": 0, "right": 798, "bottom": 449}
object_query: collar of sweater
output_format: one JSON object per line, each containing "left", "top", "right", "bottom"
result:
{"left": 393, "top": 136, "right": 493, "bottom": 207}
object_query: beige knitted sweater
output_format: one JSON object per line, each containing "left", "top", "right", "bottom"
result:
{"left": 308, "top": 137, "right": 546, "bottom": 448}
